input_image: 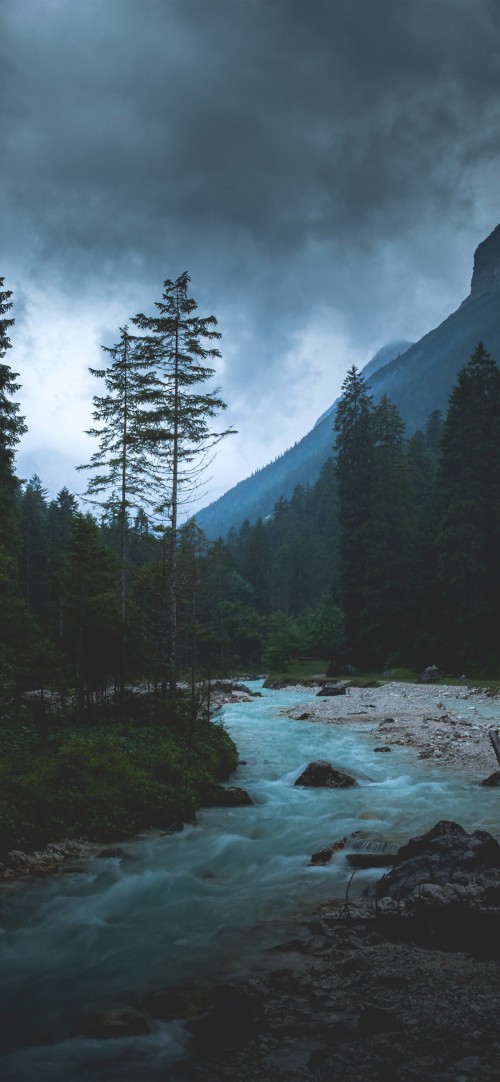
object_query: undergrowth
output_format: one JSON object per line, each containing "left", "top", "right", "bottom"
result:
{"left": 0, "top": 718, "right": 238, "bottom": 858}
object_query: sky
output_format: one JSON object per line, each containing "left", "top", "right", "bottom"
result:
{"left": 2, "top": 0, "right": 500, "bottom": 511}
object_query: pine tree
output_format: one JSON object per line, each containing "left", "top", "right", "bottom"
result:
{"left": 61, "top": 514, "right": 120, "bottom": 718}
{"left": 0, "top": 278, "right": 26, "bottom": 549}
{"left": 436, "top": 342, "right": 500, "bottom": 671}
{"left": 334, "top": 366, "right": 374, "bottom": 663}
{"left": 79, "top": 326, "right": 158, "bottom": 622}
{"left": 363, "top": 395, "right": 412, "bottom": 665}
{"left": 133, "top": 273, "right": 234, "bottom": 696}
{"left": 46, "top": 487, "right": 79, "bottom": 641}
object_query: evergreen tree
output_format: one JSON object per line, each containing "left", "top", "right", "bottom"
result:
{"left": 424, "top": 409, "right": 443, "bottom": 456}
{"left": 133, "top": 273, "right": 234, "bottom": 696}
{"left": 0, "top": 542, "right": 39, "bottom": 712}
{"left": 436, "top": 343, "right": 500, "bottom": 670}
{"left": 19, "top": 475, "right": 50, "bottom": 623}
{"left": 0, "top": 278, "right": 26, "bottom": 549}
{"left": 61, "top": 514, "right": 120, "bottom": 718}
{"left": 241, "top": 517, "right": 271, "bottom": 613}
{"left": 79, "top": 326, "right": 157, "bottom": 622}
{"left": 301, "top": 594, "right": 345, "bottom": 664}
{"left": 333, "top": 366, "right": 374, "bottom": 663}
{"left": 363, "top": 395, "right": 412, "bottom": 665}
{"left": 264, "top": 611, "right": 301, "bottom": 672}
{"left": 46, "top": 488, "right": 79, "bottom": 641}
{"left": 197, "top": 537, "right": 258, "bottom": 671}
{"left": 405, "top": 427, "right": 440, "bottom": 665}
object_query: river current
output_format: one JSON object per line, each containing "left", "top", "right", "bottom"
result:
{"left": 1, "top": 682, "right": 499, "bottom": 1080}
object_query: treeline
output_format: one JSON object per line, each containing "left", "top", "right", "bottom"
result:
{"left": 0, "top": 273, "right": 239, "bottom": 727}
{"left": 228, "top": 345, "right": 500, "bottom": 676}
{"left": 1, "top": 275, "right": 243, "bottom": 855}
{"left": 1, "top": 273, "right": 500, "bottom": 742}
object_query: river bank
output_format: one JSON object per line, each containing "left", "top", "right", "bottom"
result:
{"left": 286, "top": 681, "right": 500, "bottom": 776}
{"left": 179, "top": 891, "right": 500, "bottom": 1082}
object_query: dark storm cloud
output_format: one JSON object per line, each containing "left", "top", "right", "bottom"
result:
{"left": 2, "top": 0, "right": 500, "bottom": 420}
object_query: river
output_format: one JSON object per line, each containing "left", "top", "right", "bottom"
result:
{"left": 1, "top": 682, "right": 499, "bottom": 1081}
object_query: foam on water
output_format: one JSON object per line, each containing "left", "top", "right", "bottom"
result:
{"left": 1, "top": 681, "right": 499, "bottom": 1080}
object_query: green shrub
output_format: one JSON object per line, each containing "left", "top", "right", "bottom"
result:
{"left": 0, "top": 719, "right": 238, "bottom": 858}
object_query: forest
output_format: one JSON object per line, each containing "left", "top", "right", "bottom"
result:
{"left": 1, "top": 273, "right": 500, "bottom": 855}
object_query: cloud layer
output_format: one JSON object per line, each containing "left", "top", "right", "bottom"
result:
{"left": 3, "top": 0, "right": 500, "bottom": 501}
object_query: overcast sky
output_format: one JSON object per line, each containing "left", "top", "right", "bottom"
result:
{"left": 2, "top": 0, "right": 499, "bottom": 509}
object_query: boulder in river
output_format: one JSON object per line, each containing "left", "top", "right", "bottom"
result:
{"left": 295, "top": 761, "right": 358, "bottom": 788}
{"left": 310, "top": 835, "right": 351, "bottom": 865}
{"left": 376, "top": 820, "right": 500, "bottom": 899}
{"left": 310, "top": 832, "right": 397, "bottom": 868}
{"left": 480, "top": 770, "right": 500, "bottom": 787}
{"left": 206, "top": 785, "right": 254, "bottom": 807}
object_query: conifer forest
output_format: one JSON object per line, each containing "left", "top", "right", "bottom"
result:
{"left": 1, "top": 271, "right": 500, "bottom": 856}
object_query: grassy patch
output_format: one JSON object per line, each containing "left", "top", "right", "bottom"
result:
{"left": 0, "top": 720, "right": 238, "bottom": 858}
{"left": 263, "top": 659, "right": 329, "bottom": 684}
{"left": 263, "top": 659, "right": 500, "bottom": 693}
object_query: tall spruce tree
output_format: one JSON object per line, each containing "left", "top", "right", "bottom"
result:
{"left": 47, "top": 487, "right": 78, "bottom": 642}
{"left": 334, "top": 366, "right": 374, "bottom": 663}
{"left": 362, "top": 395, "right": 412, "bottom": 666}
{"left": 133, "top": 273, "right": 233, "bottom": 697}
{"left": 0, "top": 279, "right": 32, "bottom": 709}
{"left": 436, "top": 342, "right": 500, "bottom": 671}
{"left": 19, "top": 475, "right": 50, "bottom": 623}
{"left": 0, "top": 278, "right": 26, "bottom": 549}
{"left": 79, "top": 326, "right": 158, "bottom": 621}
{"left": 79, "top": 326, "right": 164, "bottom": 698}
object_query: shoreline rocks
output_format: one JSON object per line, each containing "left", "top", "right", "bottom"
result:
{"left": 287, "top": 681, "right": 500, "bottom": 775}
{"left": 178, "top": 820, "right": 500, "bottom": 1082}
{"left": 0, "top": 838, "right": 89, "bottom": 882}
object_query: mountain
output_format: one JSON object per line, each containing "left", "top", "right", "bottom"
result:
{"left": 313, "top": 340, "right": 412, "bottom": 430}
{"left": 195, "top": 224, "right": 500, "bottom": 539}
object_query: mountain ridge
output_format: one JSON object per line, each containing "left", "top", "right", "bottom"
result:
{"left": 195, "top": 225, "right": 500, "bottom": 540}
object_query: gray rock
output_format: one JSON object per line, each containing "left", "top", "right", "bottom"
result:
{"left": 206, "top": 785, "right": 254, "bottom": 807}
{"left": 418, "top": 665, "right": 443, "bottom": 683}
{"left": 480, "top": 770, "right": 500, "bottom": 787}
{"left": 377, "top": 820, "right": 500, "bottom": 898}
{"left": 317, "top": 683, "right": 347, "bottom": 697}
{"left": 295, "top": 761, "right": 358, "bottom": 788}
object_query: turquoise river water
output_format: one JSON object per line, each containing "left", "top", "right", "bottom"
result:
{"left": 1, "top": 682, "right": 499, "bottom": 1081}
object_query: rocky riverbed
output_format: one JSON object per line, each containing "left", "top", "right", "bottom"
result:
{"left": 286, "top": 681, "right": 500, "bottom": 776}
{"left": 175, "top": 684, "right": 500, "bottom": 1082}
{"left": 178, "top": 820, "right": 500, "bottom": 1082}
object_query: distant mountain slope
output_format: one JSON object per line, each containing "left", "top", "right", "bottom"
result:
{"left": 195, "top": 224, "right": 500, "bottom": 539}
{"left": 195, "top": 341, "right": 409, "bottom": 539}
{"left": 313, "top": 339, "right": 412, "bottom": 429}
